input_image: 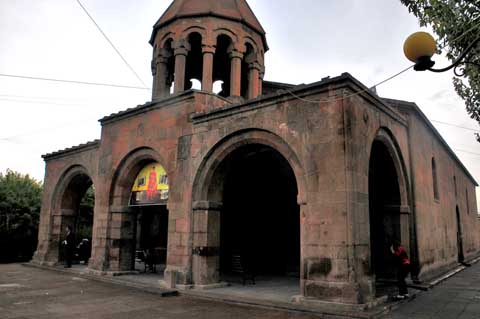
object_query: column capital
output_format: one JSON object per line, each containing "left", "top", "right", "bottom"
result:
{"left": 248, "top": 61, "right": 262, "bottom": 71}
{"left": 174, "top": 47, "right": 189, "bottom": 56}
{"left": 202, "top": 45, "right": 216, "bottom": 55}
{"left": 229, "top": 50, "right": 244, "bottom": 60}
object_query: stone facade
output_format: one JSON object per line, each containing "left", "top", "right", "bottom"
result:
{"left": 33, "top": 0, "right": 479, "bottom": 305}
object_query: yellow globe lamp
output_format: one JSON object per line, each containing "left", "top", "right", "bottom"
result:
{"left": 403, "top": 32, "right": 437, "bottom": 71}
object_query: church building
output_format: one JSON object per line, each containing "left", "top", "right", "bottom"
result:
{"left": 33, "top": 0, "right": 480, "bottom": 305}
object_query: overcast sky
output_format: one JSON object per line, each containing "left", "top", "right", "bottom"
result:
{"left": 1, "top": 0, "right": 479, "bottom": 207}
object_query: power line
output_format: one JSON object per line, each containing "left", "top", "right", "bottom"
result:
{"left": 0, "top": 73, "right": 150, "bottom": 90}
{"left": 431, "top": 119, "right": 479, "bottom": 132}
{"left": 75, "top": 0, "right": 148, "bottom": 88}
{"left": 0, "top": 97, "right": 89, "bottom": 107}
{"left": 287, "top": 65, "right": 413, "bottom": 104}
{"left": 454, "top": 148, "right": 480, "bottom": 157}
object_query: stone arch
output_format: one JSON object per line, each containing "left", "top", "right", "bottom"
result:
{"left": 212, "top": 28, "right": 239, "bottom": 48}
{"left": 158, "top": 32, "right": 177, "bottom": 48}
{"left": 110, "top": 147, "right": 168, "bottom": 208}
{"left": 369, "top": 128, "right": 410, "bottom": 208}
{"left": 49, "top": 165, "right": 95, "bottom": 264}
{"left": 107, "top": 147, "right": 169, "bottom": 272}
{"left": 181, "top": 26, "right": 208, "bottom": 44}
{"left": 190, "top": 129, "right": 307, "bottom": 286}
{"left": 368, "top": 127, "right": 411, "bottom": 293}
{"left": 193, "top": 129, "right": 306, "bottom": 204}
{"left": 243, "top": 36, "right": 259, "bottom": 56}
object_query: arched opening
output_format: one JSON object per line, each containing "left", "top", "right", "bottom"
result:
{"left": 432, "top": 157, "right": 439, "bottom": 200}
{"left": 58, "top": 172, "right": 94, "bottom": 267}
{"left": 163, "top": 39, "right": 175, "bottom": 95}
{"left": 213, "top": 35, "right": 232, "bottom": 97}
{"left": 185, "top": 32, "right": 203, "bottom": 91}
{"left": 453, "top": 175, "right": 458, "bottom": 198}
{"left": 369, "top": 140, "right": 402, "bottom": 296}
{"left": 204, "top": 143, "right": 300, "bottom": 292}
{"left": 108, "top": 149, "right": 170, "bottom": 274}
{"left": 241, "top": 43, "right": 254, "bottom": 99}
{"left": 129, "top": 162, "right": 169, "bottom": 273}
{"left": 456, "top": 206, "right": 464, "bottom": 263}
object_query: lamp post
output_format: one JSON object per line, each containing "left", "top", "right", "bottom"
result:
{"left": 403, "top": 31, "right": 480, "bottom": 76}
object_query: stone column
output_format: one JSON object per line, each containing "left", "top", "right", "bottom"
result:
{"left": 229, "top": 50, "right": 243, "bottom": 97}
{"left": 151, "top": 55, "right": 170, "bottom": 100}
{"left": 258, "top": 70, "right": 265, "bottom": 96}
{"left": 107, "top": 206, "right": 137, "bottom": 273}
{"left": 173, "top": 47, "right": 189, "bottom": 94}
{"left": 201, "top": 45, "right": 215, "bottom": 93}
{"left": 247, "top": 62, "right": 261, "bottom": 99}
{"left": 192, "top": 201, "right": 222, "bottom": 287}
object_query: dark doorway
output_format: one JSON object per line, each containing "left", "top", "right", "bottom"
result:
{"left": 74, "top": 185, "right": 94, "bottom": 264}
{"left": 456, "top": 206, "right": 464, "bottom": 263}
{"left": 369, "top": 141, "right": 402, "bottom": 292}
{"left": 59, "top": 173, "right": 94, "bottom": 265}
{"left": 219, "top": 144, "right": 300, "bottom": 282}
{"left": 133, "top": 206, "right": 169, "bottom": 272}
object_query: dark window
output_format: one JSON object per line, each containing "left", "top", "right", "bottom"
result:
{"left": 466, "top": 189, "right": 470, "bottom": 214}
{"left": 453, "top": 176, "right": 457, "bottom": 197}
{"left": 432, "top": 157, "right": 439, "bottom": 201}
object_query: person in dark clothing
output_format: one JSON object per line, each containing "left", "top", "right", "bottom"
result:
{"left": 77, "top": 239, "right": 91, "bottom": 264}
{"left": 391, "top": 239, "right": 411, "bottom": 299}
{"left": 63, "top": 226, "right": 75, "bottom": 268}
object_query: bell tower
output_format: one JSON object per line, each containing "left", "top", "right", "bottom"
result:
{"left": 150, "top": 0, "right": 268, "bottom": 101}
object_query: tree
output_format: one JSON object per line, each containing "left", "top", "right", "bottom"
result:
{"left": 0, "top": 169, "right": 43, "bottom": 262}
{"left": 400, "top": 0, "right": 480, "bottom": 141}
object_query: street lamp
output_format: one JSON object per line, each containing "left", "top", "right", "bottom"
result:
{"left": 403, "top": 31, "right": 480, "bottom": 75}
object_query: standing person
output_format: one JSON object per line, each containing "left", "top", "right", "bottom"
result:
{"left": 63, "top": 225, "right": 75, "bottom": 268}
{"left": 391, "top": 239, "right": 410, "bottom": 299}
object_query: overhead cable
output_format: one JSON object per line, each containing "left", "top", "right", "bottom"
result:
{"left": 75, "top": 0, "right": 148, "bottom": 88}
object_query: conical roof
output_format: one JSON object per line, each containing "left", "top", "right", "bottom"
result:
{"left": 151, "top": 0, "right": 267, "bottom": 49}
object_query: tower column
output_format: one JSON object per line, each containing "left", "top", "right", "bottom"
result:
{"left": 173, "top": 47, "right": 189, "bottom": 93}
{"left": 247, "top": 62, "right": 261, "bottom": 99}
{"left": 202, "top": 45, "right": 216, "bottom": 93}
{"left": 152, "top": 54, "right": 170, "bottom": 100}
{"left": 258, "top": 68, "right": 265, "bottom": 96}
{"left": 229, "top": 50, "right": 243, "bottom": 97}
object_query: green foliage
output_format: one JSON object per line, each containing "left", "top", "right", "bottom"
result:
{"left": 0, "top": 169, "right": 43, "bottom": 261}
{"left": 400, "top": 0, "right": 480, "bottom": 141}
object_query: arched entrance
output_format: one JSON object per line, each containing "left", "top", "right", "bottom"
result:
{"left": 130, "top": 162, "right": 169, "bottom": 273}
{"left": 108, "top": 148, "right": 170, "bottom": 273}
{"left": 220, "top": 144, "right": 300, "bottom": 279}
{"left": 54, "top": 167, "right": 94, "bottom": 266}
{"left": 192, "top": 131, "right": 305, "bottom": 296}
{"left": 368, "top": 133, "right": 410, "bottom": 296}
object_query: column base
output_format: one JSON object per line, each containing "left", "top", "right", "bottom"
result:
{"left": 194, "top": 282, "right": 229, "bottom": 290}
{"left": 292, "top": 295, "right": 387, "bottom": 312}
{"left": 302, "top": 279, "right": 369, "bottom": 304}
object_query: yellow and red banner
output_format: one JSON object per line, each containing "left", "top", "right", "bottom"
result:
{"left": 130, "top": 162, "right": 169, "bottom": 206}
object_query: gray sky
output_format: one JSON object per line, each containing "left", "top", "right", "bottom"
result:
{"left": 1, "top": 0, "right": 479, "bottom": 207}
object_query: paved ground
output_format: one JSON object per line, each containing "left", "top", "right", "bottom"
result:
{"left": 382, "top": 261, "right": 480, "bottom": 319}
{"left": 0, "top": 264, "right": 318, "bottom": 319}
{"left": 2, "top": 262, "right": 480, "bottom": 319}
